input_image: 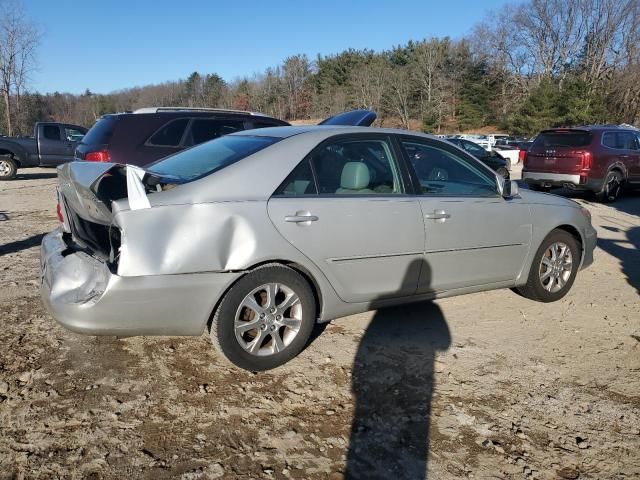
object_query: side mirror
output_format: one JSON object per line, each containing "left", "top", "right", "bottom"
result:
{"left": 502, "top": 180, "right": 519, "bottom": 198}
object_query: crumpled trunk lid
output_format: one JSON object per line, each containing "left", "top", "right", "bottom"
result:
{"left": 57, "top": 162, "right": 123, "bottom": 225}
{"left": 57, "top": 161, "right": 151, "bottom": 261}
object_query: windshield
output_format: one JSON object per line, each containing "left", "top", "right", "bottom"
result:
{"left": 147, "top": 135, "right": 280, "bottom": 181}
{"left": 533, "top": 131, "right": 592, "bottom": 148}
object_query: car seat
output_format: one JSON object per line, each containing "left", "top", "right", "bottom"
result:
{"left": 335, "top": 162, "right": 374, "bottom": 194}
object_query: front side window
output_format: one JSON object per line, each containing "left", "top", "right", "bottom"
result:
{"left": 401, "top": 140, "right": 497, "bottom": 196}
{"left": 311, "top": 137, "right": 404, "bottom": 195}
{"left": 184, "top": 119, "right": 245, "bottom": 146}
{"left": 43, "top": 125, "right": 61, "bottom": 141}
{"left": 147, "top": 118, "right": 189, "bottom": 147}
{"left": 147, "top": 134, "right": 279, "bottom": 182}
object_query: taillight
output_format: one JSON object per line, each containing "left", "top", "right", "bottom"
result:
{"left": 581, "top": 151, "right": 592, "bottom": 169}
{"left": 519, "top": 149, "right": 527, "bottom": 164}
{"left": 85, "top": 150, "right": 110, "bottom": 162}
{"left": 56, "top": 202, "right": 63, "bottom": 223}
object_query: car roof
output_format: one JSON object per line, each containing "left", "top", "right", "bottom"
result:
{"left": 232, "top": 125, "right": 435, "bottom": 140}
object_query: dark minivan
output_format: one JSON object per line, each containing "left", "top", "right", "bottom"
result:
{"left": 75, "top": 107, "right": 290, "bottom": 167}
{"left": 522, "top": 125, "right": 640, "bottom": 202}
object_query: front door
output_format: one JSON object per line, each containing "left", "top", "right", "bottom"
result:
{"left": 267, "top": 134, "right": 425, "bottom": 303}
{"left": 398, "top": 137, "right": 532, "bottom": 293}
{"left": 38, "top": 124, "right": 69, "bottom": 166}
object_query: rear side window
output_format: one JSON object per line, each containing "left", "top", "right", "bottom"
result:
{"left": 602, "top": 132, "right": 638, "bottom": 149}
{"left": 533, "top": 131, "right": 592, "bottom": 148}
{"left": 42, "top": 125, "right": 61, "bottom": 141}
{"left": 147, "top": 118, "right": 189, "bottom": 147}
{"left": 147, "top": 135, "right": 280, "bottom": 182}
{"left": 81, "top": 116, "right": 117, "bottom": 145}
{"left": 183, "top": 119, "right": 245, "bottom": 146}
{"left": 275, "top": 159, "right": 317, "bottom": 195}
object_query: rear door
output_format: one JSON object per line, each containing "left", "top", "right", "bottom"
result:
{"left": 525, "top": 130, "right": 593, "bottom": 174}
{"left": 267, "top": 133, "right": 425, "bottom": 303}
{"left": 398, "top": 136, "right": 531, "bottom": 293}
{"left": 37, "top": 124, "right": 69, "bottom": 166}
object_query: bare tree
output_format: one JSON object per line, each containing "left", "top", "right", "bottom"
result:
{"left": 385, "top": 65, "right": 413, "bottom": 129}
{"left": 0, "top": 0, "right": 39, "bottom": 135}
{"left": 282, "top": 54, "right": 311, "bottom": 120}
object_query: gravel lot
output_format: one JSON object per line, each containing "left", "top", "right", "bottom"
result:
{"left": 0, "top": 167, "right": 639, "bottom": 479}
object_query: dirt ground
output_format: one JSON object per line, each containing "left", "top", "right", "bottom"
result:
{"left": 0, "top": 167, "right": 638, "bottom": 480}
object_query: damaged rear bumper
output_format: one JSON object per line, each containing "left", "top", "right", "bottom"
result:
{"left": 40, "top": 228, "right": 241, "bottom": 336}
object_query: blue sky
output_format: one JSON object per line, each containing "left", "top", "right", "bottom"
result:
{"left": 25, "top": 0, "right": 509, "bottom": 94}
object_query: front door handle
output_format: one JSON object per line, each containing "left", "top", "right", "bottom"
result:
{"left": 425, "top": 210, "right": 451, "bottom": 222}
{"left": 285, "top": 212, "right": 319, "bottom": 224}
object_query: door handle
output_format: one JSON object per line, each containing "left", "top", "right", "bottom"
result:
{"left": 425, "top": 210, "right": 451, "bottom": 222}
{"left": 285, "top": 214, "right": 319, "bottom": 223}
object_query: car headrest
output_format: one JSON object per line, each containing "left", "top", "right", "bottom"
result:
{"left": 340, "top": 162, "right": 370, "bottom": 190}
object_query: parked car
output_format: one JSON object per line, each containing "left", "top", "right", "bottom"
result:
{"left": 75, "top": 107, "right": 290, "bottom": 166}
{"left": 522, "top": 125, "right": 640, "bottom": 202}
{"left": 446, "top": 137, "right": 510, "bottom": 178}
{"left": 42, "top": 124, "right": 596, "bottom": 371}
{"left": 0, "top": 122, "right": 87, "bottom": 180}
{"left": 453, "top": 134, "right": 492, "bottom": 151}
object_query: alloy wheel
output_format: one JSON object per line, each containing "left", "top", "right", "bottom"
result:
{"left": 234, "top": 282, "right": 303, "bottom": 356}
{"left": 538, "top": 241, "right": 573, "bottom": 293}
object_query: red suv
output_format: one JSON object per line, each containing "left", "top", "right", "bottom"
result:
{"left": 522, "top": 126, "right": 640, "bottom": 202}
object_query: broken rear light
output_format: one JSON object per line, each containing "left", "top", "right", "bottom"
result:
{"left": 85, "top": 150, "right": 111, "bottom": 162}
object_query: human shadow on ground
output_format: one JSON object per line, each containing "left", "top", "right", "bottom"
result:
{"left": 0, "top": 233, "right": 45, "bottom": 256}
{"left": 597, "top": 226, "right": 640, "bottom": 294}
{"left": 345, "top": 259, "right": 451, "bottom": 480}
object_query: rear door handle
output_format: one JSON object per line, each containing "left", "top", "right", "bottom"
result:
{"left": 425, "top": 210, "right": 451, "bottom": 222}
{"left": 285, "top": 214, "right": 319, "bottom": 223}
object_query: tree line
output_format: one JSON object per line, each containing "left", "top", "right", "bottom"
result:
{"left": 1, "top": 0, "right": 639, "bottom": 137}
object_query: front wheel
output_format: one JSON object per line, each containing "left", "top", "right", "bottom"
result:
{"left": 0, "top": 156, "right": 17, "bottom": 180}
{"left": 209, "top": 264, "right": 316, "bottom": 371}
{"left": 516, "top": 230, "right": 580, "bottom": 303}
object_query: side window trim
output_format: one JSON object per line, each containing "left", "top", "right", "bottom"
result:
{"left": 397, "top": 135, "right": 500, "bottom": 198}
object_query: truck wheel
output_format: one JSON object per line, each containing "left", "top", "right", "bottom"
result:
{"left": 0, "top": 156, "right": 17, "bottom": 180}
{"left": 209, "top": 264, "right": 317, "bottom": 371}
{"left": 595, "top": 170, "right": 623, "bottom": 203}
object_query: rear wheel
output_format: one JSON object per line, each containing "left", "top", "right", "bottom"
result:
{"left": 0, "top": 156, "right": 17, "bottom": 180}
{"left": 529, "top": 184, "right": 551, "bottom": 192}
{"left": 516, "top": 230, "right": 580, "bottom": 303}
{"left": 595, "top": 170, "right": 623, "bottom": 203}
{"left": 210, "top": 264, "right": 316, "bottom": 371}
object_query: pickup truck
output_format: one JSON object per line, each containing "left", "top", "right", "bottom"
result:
{"left": 0, "top": 122, "right": 87, "bottom": 180}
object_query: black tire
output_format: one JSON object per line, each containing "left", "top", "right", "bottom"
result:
{"left": 594, "top": 170, "right": 623, "bottom": 203}
{"left": 529, "top": 184, "right": 551, "bottom": 192}
{"left": 515, "top": 229, "right": 580, "bottom": 303}
{"left": 496, "top": 167, "right": 510, "bottom": 180}
{"left": 0, "top": 156, "right": 17, "bottom": 180}
{"left": 210, "top": 264, "right": 317, "bottom": 371}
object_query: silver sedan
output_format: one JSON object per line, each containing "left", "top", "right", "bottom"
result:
{"left": 41, "top": 126, "right": 597, "bottom": 370}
